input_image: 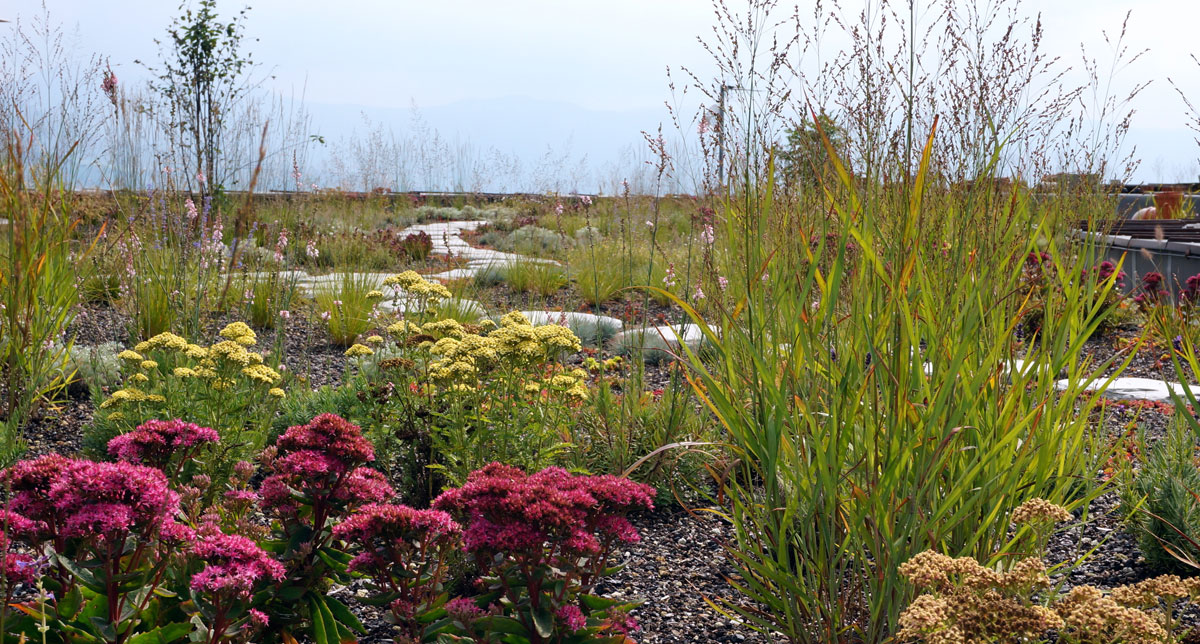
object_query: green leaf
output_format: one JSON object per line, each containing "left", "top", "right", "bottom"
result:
{"left": 308, "top": 597, "right": 330, "bottom": 644}
{"left": 125, "top": 621, "right": 193, "bottom": 644}
{"left": 532, "top": 602, "right": 554, "bottom": 639}
{"left": 324, "top": 596, "right": 366, "bottom": 635}
{"left": 56, "top": 585, "right": 84, "bottom": 619}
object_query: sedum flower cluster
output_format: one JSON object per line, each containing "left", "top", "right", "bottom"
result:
{"left": 333, "top": 503, "right": 463, "bottom": 639}
{"left": 433, "top": 463, "right": 653, "bottom": 638}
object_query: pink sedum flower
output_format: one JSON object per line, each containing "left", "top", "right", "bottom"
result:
{"left": 190, "top": 530, "right": 285, "bottom": 599}
{"left": 558, "top": 604, "right": 587, "bottom": 632}
{"left": 107, "top": 419, "right": 220, "bottom": 468}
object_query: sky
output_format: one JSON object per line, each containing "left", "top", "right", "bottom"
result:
{"left": 4, "top": 0, "right": 1200, "bottom": 188}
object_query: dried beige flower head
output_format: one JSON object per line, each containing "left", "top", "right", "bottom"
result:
{"left": 1054, "top": 585, "right": 1168, "bottom": 644}
{"left": 1011, "top": 498, "right": 1072, "bottom": 526}
{"left": 1110, "top": 574, "right": 1200, "bottom": 608}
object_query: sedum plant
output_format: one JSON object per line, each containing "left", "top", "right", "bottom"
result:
{"left": 432, "top": 463, "right": 653, "bottom": 644}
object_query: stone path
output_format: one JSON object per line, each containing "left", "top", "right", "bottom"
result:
{"left": 410, "top": 220, "right": 559, "bottom": 282}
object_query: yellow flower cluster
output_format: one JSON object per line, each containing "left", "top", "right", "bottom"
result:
{"left": 384, "top": 271, "right": 452, "bottom": 300}
{"left": 99, "top": 388, "right": 166, "bottom": 408}
{"left": 135, "top": 332, "right": 189, "bottom": 353}
{"left": 541, "top": 369, "right": 589, "bottom": 400}
{"left": 1011, "top": 498, "right": 1072, "bottom": 526}
{"left": 344, "top": 344, "right": 375, "bottom": 358}
{"left": 218, "top": 322, "right": 257, "bottom": 346}
{"left": 102, "top": 322, "right": 284, "bottom": 412}
{"left": 408, "top": 312, "right": 584, "bottom": 396}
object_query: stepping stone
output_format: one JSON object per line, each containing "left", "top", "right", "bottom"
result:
{"left": 1055, "top": 376, "right": 1200, "bottom": 402}
{"left": 611, "top": 324, "right": 710, "bottom": 356}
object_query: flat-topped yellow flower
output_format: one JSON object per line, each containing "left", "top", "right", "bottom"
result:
{"left": 242, "top": 364, "right": 282, "bottom": 384}
{"left": 422, "top": 319, "right": 465, "bottom": 338}
{"left": 365, "top": 335, "right": 385, "bottom": 345}
{"left": 210, "top": 340, "right": 255, "bottom": 365}
{"left": 117, "top": 350, "right": 143, "bottom": 362}
{"left": 366, "top": 290, "right": 385, "bottom": 299}
{"left": 344, "top": 344, "right": 374, "bottom": 358}
{"left": 185, "top": 344, "right": 209, "bottom": 359}
{"left": 140, "top": 360, "right": 159, "bottom": 370}
{"left": 173, "top": 367, "right": 197, "bottom": 378}
{"left": 268, "top": 388, "right": 286, "bottom": 398}
{"left": 139, "top": 332, "right": 189, "bottom": 352}
{"left": 129, "top": 373, "right": 149, "bottom": 383}
{"left": 219, "top": 321, "right": 257, "bottom": 346}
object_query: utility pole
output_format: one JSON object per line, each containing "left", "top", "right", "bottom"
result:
{"left": 717, "top": 83, "right": 736, "bottom": 188}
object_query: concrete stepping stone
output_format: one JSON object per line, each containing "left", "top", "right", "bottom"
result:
{"left": 611, "top": 324, "right": 709, "bottom": 356}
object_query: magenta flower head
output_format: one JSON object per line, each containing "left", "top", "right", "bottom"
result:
{"left": 48, "top": 460, "right": 183, "bottom": 541}
{"left": 276, "top": 413, "right": 375, "bottom": 469}
{"left": 107, "top": 419, "right": 220, "bottom": 469}
{"left": 433, "top": 464, "right": 654, "bottom": 557}
{"left": 190, "top": 530, "right": 285, "bottom": 599}
{"left": 0, "top": 454, "right": 73, "bottom": 527}
{"left": 260, "top": 414, "right": 393, "bottom": 518}
{"left": 334, "top": 503, "right": 461, "bottom": 576}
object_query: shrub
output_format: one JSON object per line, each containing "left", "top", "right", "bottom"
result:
{"left": 52, "top": 340, "right": 124, "bottom": 397}
{"left": 433, "top": 463, "right": 653, "bottom": 642}
{"left": 1119, "top": 423, "right": 1200, "bottom": 572}
{"left": 507, "top": 225, "right": 572, "bottom": 257}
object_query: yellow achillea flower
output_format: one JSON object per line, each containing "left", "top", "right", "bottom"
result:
{"left": 219, "top": 322, "right": 257, "bottom": 346}
{"left": 268, "top": 388, "right": 286, "bottom": 398}
{"left": 107, "top": 412, "right": 125, "bottom": 421}
{"left": 185, "top": 344, "right": 208, "bottom": 359}
{"left": 499, "top": 311, "right": 531, "bottom": 328}
{"left": 193, "top": 366, "right": 218, "bottom": 378}
{"left": 385, "top": 320, "right": 422, "bottom": 336}
{"left": 141, "top": 332, "right": 189, "bottom": 352}
{"left": 384, "top": 270, "right": 422, "bottom": 288}
{"left": 118, "top": 350, "right": 143, "bottom": 362}
{"left": 129, "top": 373, "right": 149, "bottom": 383}
{"left": 140, "top": 360, "right": 159, "bottom": 370}
{"left": 173, "top": 367, "right": 197, "bottom": 378}
{"left": 524, "top": 382, "right": 543, "bottom": 394}
{"left": 344, "top": 344, "right": 374, "bottom": 357}
{"left": 422, "top": 319, "right": 465, "bottom": 338}
{"left": 366, "top": 290, "right": 385, "bottom": 299}
{"left": 241, "top": 364, "right": 282, "bottom": 384}
{"left": 100, "top": 388, "right": 155, "bottom": 408}
{"left": 210, "top": 341, "right": 254, "bottom": 365}
{"left": 534, "top": 324, "right": 582, "bottom": 353}
{"left": 146, "top": 394, "right": 166, "bottom": 403}
{"left": 210, "top": 378, "right": 235, "bottom": 391}
{"left": 365, "top": 335, "right": 385, "bottom": 345}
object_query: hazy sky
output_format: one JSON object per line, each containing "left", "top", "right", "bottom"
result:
{"left": 6, "top": 0, "right": 1200, "bottom": 184}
